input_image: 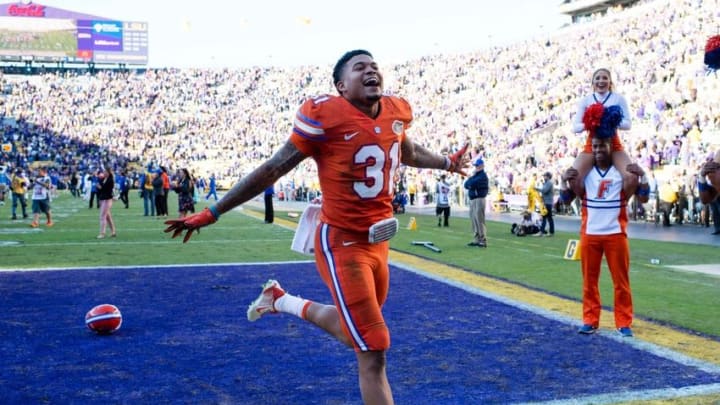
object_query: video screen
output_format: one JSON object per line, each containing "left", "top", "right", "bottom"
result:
{"left": 0, "top": 15, "right": 148, "bottom": 65}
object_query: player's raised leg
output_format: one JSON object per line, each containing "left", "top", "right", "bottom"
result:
{"left": 246, "top": 279, "right": 349, "bottom": 342}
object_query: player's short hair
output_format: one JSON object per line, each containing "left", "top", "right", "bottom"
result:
{"left": 333, "top": 49, "right": 373, "bottom": 90}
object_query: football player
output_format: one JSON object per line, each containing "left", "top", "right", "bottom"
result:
{"left": 165, "top": 49, "right": 469, "bottom": 404}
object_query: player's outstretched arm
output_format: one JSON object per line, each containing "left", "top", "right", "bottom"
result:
{"left": 164, "top": 141, "right": 307, "bottom": 242}
{"left": 401, "top": 138, "right": 470, "bottom": 176}
{"left": 164, "top": 207, "right": 219, "bottom": 243}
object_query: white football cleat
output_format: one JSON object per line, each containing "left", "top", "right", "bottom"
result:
{"left": 247, "top": 279, "right": 285, "bottom": 322}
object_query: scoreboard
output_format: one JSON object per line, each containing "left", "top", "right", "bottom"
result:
{"left": 76, "top": 20, "right": 148, "bottom": 64}
{"left": 0, "top": 2, "right": 148, "bottom": 65}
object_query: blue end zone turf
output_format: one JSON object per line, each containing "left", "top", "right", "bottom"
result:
{"left": 1, "top": 263, "right": 718, "bottom": 404}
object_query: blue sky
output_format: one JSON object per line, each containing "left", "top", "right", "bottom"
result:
{"left": 34, "top": 0, "right": 571, "bottom": 68}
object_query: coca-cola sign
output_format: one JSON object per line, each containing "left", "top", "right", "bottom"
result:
{"left": 8, "top": 4, "right": 46, "bottom": 17}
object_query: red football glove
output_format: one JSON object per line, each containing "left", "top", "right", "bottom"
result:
{"left": 447, "top": 143, "right": 470, "bottom": 176}
{"left": 164, "top": 207, "right": 218, "bottom": 243}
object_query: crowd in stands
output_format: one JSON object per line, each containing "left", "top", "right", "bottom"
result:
{"left": 0, "top": 0, "right": 718, "bottom": 229}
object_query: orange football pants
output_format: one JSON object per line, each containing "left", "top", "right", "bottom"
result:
{"left": 580, "top": 233, "right": 633, "bottom": 329}
{"left": 314, "top": 222, "right": 390, "bottom": 352}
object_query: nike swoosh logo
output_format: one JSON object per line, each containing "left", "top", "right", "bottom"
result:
{"left": 344, "top": 132, "right": 359, "bottom": 141}
{"left": 342, "top": 241, "right": 357, "bottom": 247}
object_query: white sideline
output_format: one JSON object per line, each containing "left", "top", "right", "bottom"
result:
{"left": 0, "top": 260, "right": 313, "bottom": 273}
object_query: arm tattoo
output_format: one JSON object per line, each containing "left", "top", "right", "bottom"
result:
{"left": 215, "top": 141, "right": 306, "bottom": 214}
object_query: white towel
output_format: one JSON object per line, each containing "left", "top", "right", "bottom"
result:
{"left": 291, "top": 204, "right": 322, "bottom": 255}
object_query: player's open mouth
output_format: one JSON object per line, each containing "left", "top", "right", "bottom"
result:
{"left": 363, "top": 78, "right": 380, "bottom": 86}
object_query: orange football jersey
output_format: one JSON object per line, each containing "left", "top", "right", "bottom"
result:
{"left": 290, "top": 94, "right": 411, "bottom": 233}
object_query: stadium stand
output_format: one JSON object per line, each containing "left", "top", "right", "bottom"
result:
{"left": 0, "top": 0, "right": 718, "bottom": 229}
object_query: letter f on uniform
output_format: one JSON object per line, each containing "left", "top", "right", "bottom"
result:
{"left": 596, "top": 180, "right": 612, "bottom": 199}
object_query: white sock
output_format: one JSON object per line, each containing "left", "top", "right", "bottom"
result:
{"left": 274, "top": 294, "right": 310, "bottom": 319}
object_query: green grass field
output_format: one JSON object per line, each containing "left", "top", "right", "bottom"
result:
{"left": 2, "top": 192, "right": 719, "bottom": 338}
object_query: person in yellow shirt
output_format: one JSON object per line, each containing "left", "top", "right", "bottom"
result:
{"left": 527, "top": 175, "right": 538, "bottom": 213}
{"left": 10, "top": 168, "right": 29, "bottom": 220}
{"left": 658, "top": 180, "right": 679, "bottom": 227}
{"left": 142, "top": 170, "right": 155, "bottom": 217}
{"left": 408, "top": 180, "right": 417, "bottom": 206}
{"left": 491, "top": 187, "right": 508, "bottom": 212}
{"left": 527, "top": 174, "right": 547, "bottom": 216}
{"left": 686, "top": 125, "right": 701, "bottom": 146}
